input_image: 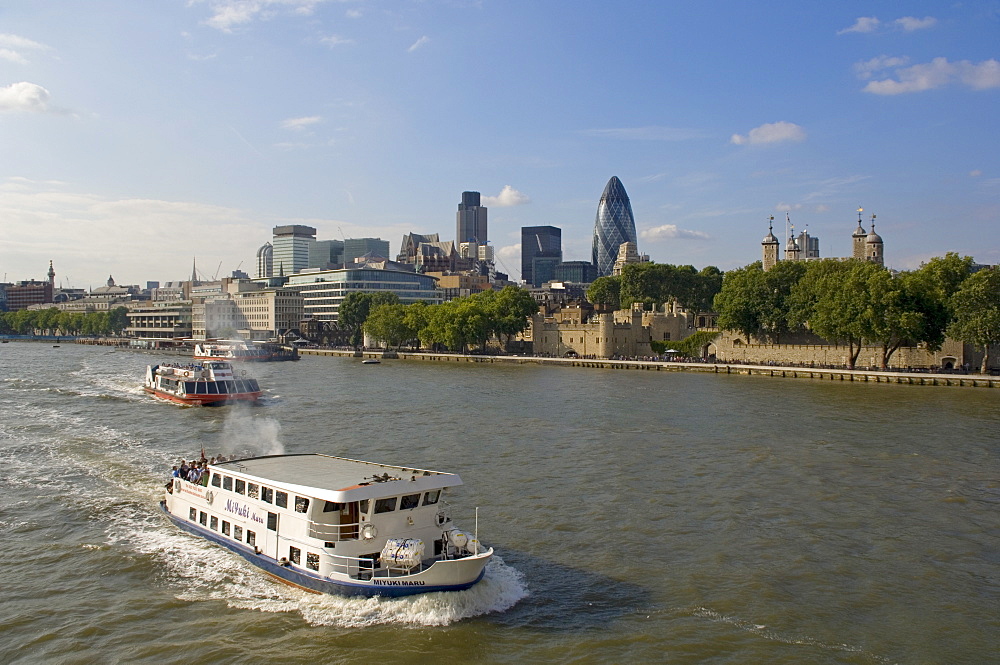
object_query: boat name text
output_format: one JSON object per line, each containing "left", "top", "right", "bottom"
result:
{"left": 224, "top": 499, "right": 265, "bottom": 524}
{"left": 372, "top": 579, "right": 426, "bottom": 586}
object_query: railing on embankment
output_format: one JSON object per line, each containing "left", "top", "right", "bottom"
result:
{"left": 297, "top": 348, "right": 1000, "bottom": 389}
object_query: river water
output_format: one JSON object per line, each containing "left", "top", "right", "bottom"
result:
{"left": 0, "top": 342, "right": 996, "bottom": 664}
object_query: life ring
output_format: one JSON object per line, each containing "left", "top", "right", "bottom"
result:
{"left": 361, "top": 523, "right": 378, "bottom": 540}
{"left": 205, "top": 490, "right": 214, "bottom": 505}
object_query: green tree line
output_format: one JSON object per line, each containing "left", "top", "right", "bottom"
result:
{"left": 586, "top": 263, "right": 723, "bottom": 313}
{"left": 712, "top": 254, "right": 1000, "bottom": 371}
{"left": 0, "top": 306, "right": 129, "bottom": 337}
{"left": 351, "top": 285, "right": 540, "bottom": 353}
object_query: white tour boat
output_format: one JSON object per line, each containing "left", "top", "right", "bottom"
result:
{"left": 193, "top": 340, "right": 298, "bottom": 362}
{"left": 144, "top": 361, "right": 262, "bottom": 406}
{"left": 161, "top": 454, "right": 493, "bottom": 596}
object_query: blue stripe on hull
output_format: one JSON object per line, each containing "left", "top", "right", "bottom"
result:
{"left": 159, "top": 502, "right": 484, "bottom": 597}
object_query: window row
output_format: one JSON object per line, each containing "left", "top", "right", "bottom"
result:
{"left": 287, "top": 546, "right": 321, "bottom": 571}
{"left": 192, "top": 507, "right": 257, "bottom": 548}
{"left": 210, "top": 474, "right": 310, "bottom": 513}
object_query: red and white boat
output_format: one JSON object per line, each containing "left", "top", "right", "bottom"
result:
{"left": 144, "top": 361, "right": 262, "bottom": 406}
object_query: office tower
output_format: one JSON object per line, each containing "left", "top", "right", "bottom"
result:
{"left": 309, "top": 240, "right": 345, "bottom": 269}
{"left": 521, "top": 226, "right": 562, "bottom": 287}
{"left": 343, "top": 238, "right": 390, "bottom": 267}
{"left": 271, "top": 225, "right": 316, "bottom": 276}
{"left": 592, "top": 176, "right": 637, "bottom": 277}
{"left": 456, "top": 191, "right": 487, "bottom": 245}
{"left": 256, "top": 242, "right": 273, "bottom": 279}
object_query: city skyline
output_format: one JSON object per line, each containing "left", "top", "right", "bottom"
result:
{"left": 1, "top": 1, "right": 998, "bottom": 289}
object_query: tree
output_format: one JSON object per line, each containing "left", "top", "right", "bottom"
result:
{"left": 587, "top": 276, "right": 621, "bottom": 310}
{"left": 108, "top": 307, "right": 129, "bottom": 336}
{"left": 338, "top": 292, "right": 401, "bottom": 348}
{"left": 486, "top": 285, "right": 538, "bottom": 350}
{"left": 364, "top": 303, "right": 413, "bottom": 349}
{"left": 403, "top": 302, "right": 431, "bottom": 350}
{"left": 714, "top": 261, "right": 805, "bottom": 342}
{"left": 807, "top": 261, "right": 882, "bottom": 369}
{"left": 948, "top": 268, "right": 1000, "bottom": 373}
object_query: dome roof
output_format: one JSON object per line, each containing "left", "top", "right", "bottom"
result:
{"left": 762, "top": 231, "right": 778, "bottom": 244}
{"left": 867, "top": 231, "right": 883, "bottom": 244}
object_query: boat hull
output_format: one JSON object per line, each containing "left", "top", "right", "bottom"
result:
{"left": 143, "top": 387, "right": 261, "bottom": 406}
{"left": 159, "top": 501, "right": 491, "bottom": 597}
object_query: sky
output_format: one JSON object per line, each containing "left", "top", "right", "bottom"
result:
{"left": 1, "top": 1, "right": 999, "bottom": 289}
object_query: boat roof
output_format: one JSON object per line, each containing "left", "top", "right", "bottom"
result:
{"left": 213, "top": 453, "right": 462, "bottom": 503}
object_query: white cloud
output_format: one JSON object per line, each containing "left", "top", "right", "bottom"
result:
{"left": 408, "top": 35, "right": 431, "bottom": 52}
{"left": 862, "top": 57, "right": 1000, "bottom": 94}
{"left": 497, "top": 243, "right": 520, "bottom": 262}
{"left": 482, "top": 185, "right": 530, "bottom": 207}
{"left": 730, "top": 121, "right": 806, "bottom": 146}
{"left": 838, "top": 17, "right": 880, "bottom": 34}
{"left": 894, "top": 16, "right": 937, "bottom": 32}
{"left": 0, "top": 33, "right": 49, "bottom": 64}
{"left": 774, "top": 203, "right": 803, "bottom": 212}
{"left": 0, "top": 82, "right": 51, "bottom": 113}
{"left": 280, "top": 115, "right": 322, "bottom": 131}
{"left": 200, "top": 0, "right": 326, "bottom": 32}
{"left": 639, "top": 225, "right": 710, "bottom": 241}
{"left": 321, "top": 34, "right": 356, "bottom": 47}
{"left": 581, "top": 126, "right": 711, "bottom": 141}
{"left": 970, "top": 170, "right": 983, "bottom": 177}
{"left": 346, "top": 9, "right": 362, "bottom": 18}
{"left": 854, "top": 55, "right": 910, "bottom": 80}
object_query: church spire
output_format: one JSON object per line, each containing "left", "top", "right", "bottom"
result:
{"left": 191, "top": 257, "right": 198, "bottom": 283}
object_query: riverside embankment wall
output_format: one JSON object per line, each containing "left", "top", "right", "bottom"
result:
{"left": 298, "top": 348, "right": 1000, "bottom": 389}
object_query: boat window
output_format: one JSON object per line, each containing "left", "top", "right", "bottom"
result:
{"left": 234, "top": 525, "right": 243, "bottom": 541}
{"left": 400, "top": 493, "right": 420, "bottom": 510}
{"left": 373, "top": 497, "right": 397, "bottom": 514}
{"left": 185, "top": 382, "right": 197, "bottom": 394}
{"left": 223, "top": 476, "right": 233, "bottom": 491}
{"left": 306, "top": 553, "right": 319, "bottom": 571}
{"left": 249, "top": 379, "right": 260, "bottom": 391}
{"left": 323, "top": 501, "right": 341, "bottom": 513}
{"left": 359, "top": 499, "right": 370, "bottom": 515}
{"left": 195, "top": 382, "right": 206, "bottom": 394}
{"left": 295, "top": 497, "right": 309, "bottom": 513}
{"left": 267, "top": 512, "right": 277, "bottom": 531}
{"left": 199, "top": 511, "right": 208, "bottom": 526}
{"left": 189, "top": 507, "right": 197, "bottom": 521}
{"left": 210, "top": 516, "right": 218, "bottom": 531}
{"left": 422, "top": 490, "right": 440, "bottom": 506}
{"left": 247, "top": 530, "right": 256, "bottom": 547}
{"left": 207, "top": 382, "right": 219, "bottom": 395}
{"left": 235, "top": 479, "right": 245, "bottom": 495}
{"left": 261, "top": 487, "right": 273, "bottom": 503}
{"left": 275, "top": 491, "right": 288, "bottom": 509}
{"left": 248, "top": 483, "right": 259, "bottom": 499}
{"left": 211, "top": 474, "right": 222, "bottom": 487}
{"left": 289, "top": 546, "right": 301, "bottom": 565}
{"left": 222, "top": 520, "right": 230, "bottom": 536}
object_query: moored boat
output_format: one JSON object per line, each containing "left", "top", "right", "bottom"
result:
{"left": 161, "top": 453, "right": 493, "bottom": 596}
{"left": 193, "top": 340, "right": 298, "bottom": 362}
{"left": 144, "top": 361, "right": 262, "bottom": 406}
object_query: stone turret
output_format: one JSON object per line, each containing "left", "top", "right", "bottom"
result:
{"left": 866, "top": 215, "right": 884, "bottom": 266}
{"left": 762, "top": 216, "right": 779, "bottom": 271}
{"left": 852, "top": 207, "right": 868, "bottom": 259}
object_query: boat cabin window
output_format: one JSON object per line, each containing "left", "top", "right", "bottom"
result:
{"left": 400, "top": 493, "right": 420, "bottom": 510}
{"left": 189, "top": 507, "right": 197, "bottom": 521}
{"left": 248, "top": 483, "right": 259, "bottom": 499}
{"left": 422, "top": 490, "right": 441, "bottom": 506}
{"left": 289, "top": 546, "right": 301, "bottom": 565}
{"left": 275, "top": 491, "right": 288, "bottom": 509}
{"left": 235, "top": 479, "right": 246, "bottom": 495}
{"left": 234, "top": 525, "right": 243, "bottom": 541}
{"left": 306, "top": 553, "right": 320, "bottom": 571}
{"left": 223, "top": 476, "right": 233, "bottom": 491}
{"left": 210, "top": 516, "right": 218, "bottom": 531}
{"left": 373, "top": 497, "right": 397, "bottom": 514}
{"left": 211, "top": 473, "right": 222, "bottom": 487}
{"left": 323, "top": 501, "right": 341, "bottom": 513}
{"left": 267, "top": 512, "right": 277, "bottom": 531}
{"left": 222, "top": 520, "right": 230, "bottom": 536}
{"left": 295, "top": 497, "right": 309, "bottom": 513}
{"left": 261, "top": 487, "right": 273, "bottom": 504}
{"left": 199, "top": 511, "right": 208, "bottom": 526}
{"left": 359, "top": 499, "right": 370, "bottom": 515}
{"left": 247, "top": 530, "right": 256, "bottom": 547}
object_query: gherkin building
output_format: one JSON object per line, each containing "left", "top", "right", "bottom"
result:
{"left": 591, "top": 176, "right": 637, "bottom": 277}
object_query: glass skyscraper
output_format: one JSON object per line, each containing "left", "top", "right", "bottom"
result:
{"left": 456, "top": 191, "right": 487, "bottom": 245}
{"left": 591, "top": 176, "right": 637, "bottom": 277}
{"left": 271, "top": 225, "right": 316, "bottom": 276}
{"left": 521, "top": 225, "right": 562, "bottom": 287}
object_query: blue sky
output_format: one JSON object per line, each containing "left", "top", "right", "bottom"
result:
{"left": 2, "top": 1, "right": 998, "bottom": 289}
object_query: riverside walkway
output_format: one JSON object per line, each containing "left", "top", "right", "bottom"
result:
{"left": 299, "top": 348, "right": 1000, "bottom": 389}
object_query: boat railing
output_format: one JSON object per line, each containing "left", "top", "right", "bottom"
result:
{"left": 308, "top": 520, "right": 361, "bottom": 542}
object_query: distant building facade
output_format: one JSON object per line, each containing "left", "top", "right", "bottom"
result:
{"left": 521, "top": 226, "right": 562, "bottom": 287}
{"left": 256, "top": 242, "right": 273, "bottom": 279}
{"left": 592, "top": 176, "right": 638, "bottom": 277}
{"left": 272, "top": 225, "right": 316, "bottom": 276}
{"left": 285, "top": 267, "right": 442, "bottom": 323}
{"left": 344, "top": 238, "right": 390, "bottom": 267}
{"left": 456, "top": 191, "right": 487, "bottom": 245}
{"left": 554, "top": 261, "right": 598, "bottom": 284}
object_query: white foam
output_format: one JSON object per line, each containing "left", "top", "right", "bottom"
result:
{"left": 218, "top": 407, "right": 285, "bottom": 458}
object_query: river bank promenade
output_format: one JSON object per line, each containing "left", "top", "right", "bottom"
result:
{"left": 300, "top": 347, "right": 1000, "bottom": 389}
